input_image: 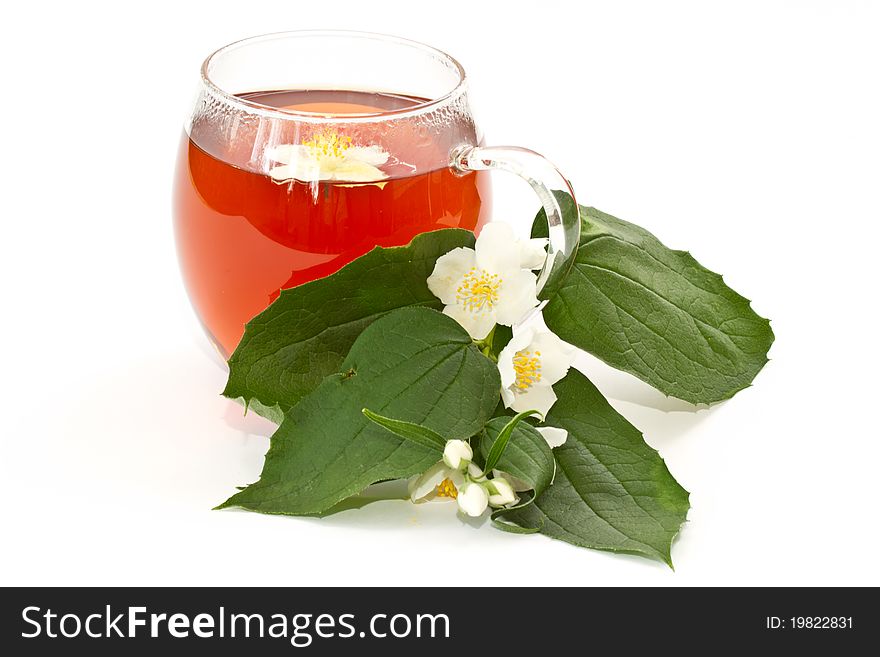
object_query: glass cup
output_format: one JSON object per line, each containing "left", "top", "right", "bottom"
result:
{"left": 174, "top": 30, "right": 579, "bottom": 357}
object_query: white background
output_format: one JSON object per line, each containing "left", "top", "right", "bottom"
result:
{"left": 1, "top": 0, "right": 878, "bottom": 586}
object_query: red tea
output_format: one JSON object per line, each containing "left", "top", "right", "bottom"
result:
{"left": 174, "top": 90, "right": 490, "bottom": 356}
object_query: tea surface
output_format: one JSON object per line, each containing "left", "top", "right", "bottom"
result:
{"left": 174, "top": 90, "right": 489, "bottom": 355}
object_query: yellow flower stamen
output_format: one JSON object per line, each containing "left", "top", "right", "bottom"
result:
{"left": 456, "top": 268, "right": 502, "bottom": 314}
{"left": 301, "top": 130, "right": 353, "bottom": 160}
{"left": 513, "top": 349, "right": 542, "bottom": 392}
{"left": 436, "top": 478, "right": 458, "bottom": 499}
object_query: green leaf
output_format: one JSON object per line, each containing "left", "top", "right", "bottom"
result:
{"left": 483, "top": 410, "right": 542, "bottom": 473}
{"left": 217, "top": 307, "right": 500, "bottom": 516}
{"left": 361, "top": 409, "right": 447, "bottom": 451}
{"left": 503, "top": 370, "right": 690, "bottom": 566}
{"left": 533, "top": 205, "right": 774, "bottom": 404}
{"left": 224, "top": 228, "right": 476, "bottom": 414}
{"left": 488, "top": 324, "right": 512, "bottom": 361}
{"left": 478, "top": 417, "right": 555, "bottom": 531}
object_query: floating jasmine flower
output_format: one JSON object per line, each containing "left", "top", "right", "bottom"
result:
{"left": 427, "top": 222, "right": 541, "bottom": 340}
{"left": 266, "top": 130, "right": 390, "bottom": 183}
{"left": 498, "top": 325, "right": 576, "bottom": 416}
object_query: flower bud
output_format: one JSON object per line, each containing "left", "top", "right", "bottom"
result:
{"left": 456, "top": 481, "right": 489, "bottom": 517}
{"left": 488, "top": 476, "right": 518, "bottom": 508}
{"left": 442, "top": 439, "right": 473, "bottom": 470}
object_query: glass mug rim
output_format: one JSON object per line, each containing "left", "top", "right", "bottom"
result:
{"left": 200, "top": 30, "right": 469, "bottom": 124}
{"left": 180, "top": 30, "right": 580, "bottom": 358}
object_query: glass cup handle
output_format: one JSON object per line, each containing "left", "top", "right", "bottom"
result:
{"left": 451, "top": 145, "right": 580, "bottom": 297}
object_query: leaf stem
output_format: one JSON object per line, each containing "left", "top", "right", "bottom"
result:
{"left": 476, "top": 325, "right": 497, "bottom": 361}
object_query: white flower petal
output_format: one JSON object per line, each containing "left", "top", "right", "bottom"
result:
{"left": 269, "top": 157, "right": 329, "bottom": 182}
{"left": 427, "top": 248, "right": 477, "bottom": 305}
{"left": 333, "top": 160, "right": 389, "bottom": 182}
{"left": 497, "top": 326, "right": 536, "bottom": 389}
{"left": 504, "top": 324, "right": 537, "bottom": 348}
{"left": 474, "top": 222, "right": 520, "bottom": 274}
{"left": 530, "top": 330, "right": 576, "bottom": 385}
{"left": 448, "top": 469, "right": 465, "bottom": 489}
{"left": 488, "top": 477, "right": 518, "bottom": 507}
{"left": 319, "top": 160, "right": 388, "bottom": 182}
{"left": 457, "top": 482, "right": 489, "bottom": 517}
{"left": 498, "top": 360, "right": 516, "bottom": 391}
{"left": 488, "top": 495, "right": 518, "bottom": 508}
{"left": 268, "top": 164, "right": 299, "bottom": 182}
{"left": 347, "top": 145, "right": 390, "bottom": 166}
{"left": 500, "top": 385, "right": 516, "bottom": 410}
{"left": 265, "top": 144, "right": 306, "bottom": 164}
{"left": 409, "top": 462, "right": 450, "bottom": 501}
{"left": 442, "top": 303, "right": 497, "bottom": 340}
{"left": 520, "top": 238, "right": 549, "bottom": 270}
{"left": 536, "top": 426, "right": 568, "bottom": 448}
{"left": 508, "top": 384, "right": 558, "bottom": 416}
{"left": 494, "top": 269, "right": 540, "bottom": 326}
{"left": 442, "top": 439, "right": 473, "bottom": 470}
